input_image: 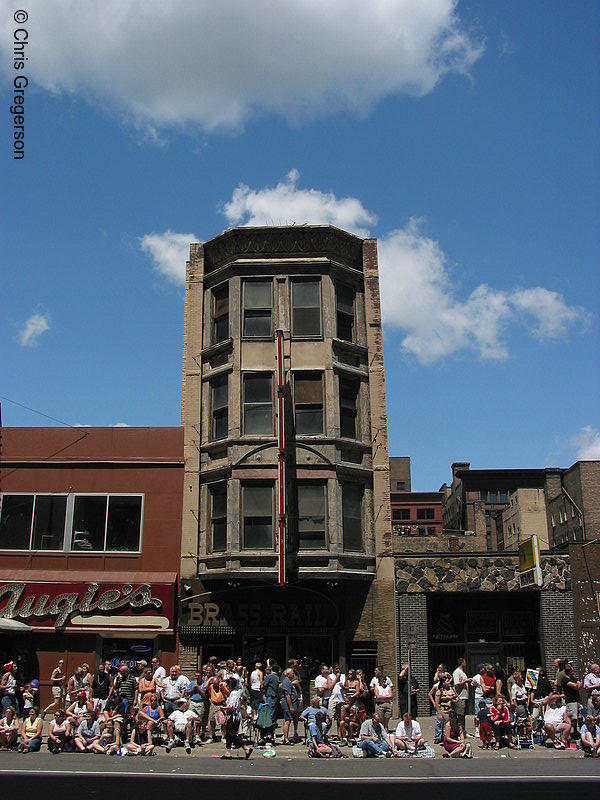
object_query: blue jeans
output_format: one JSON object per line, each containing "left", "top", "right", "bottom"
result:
{"left": 358, "top": 739, "right": 391, "bottom": 757}
{"left": 1, "top": 695, "right": 19, "bottom": 717}
{"left": 434, "top": 712, "right": 442, "bottom": 743}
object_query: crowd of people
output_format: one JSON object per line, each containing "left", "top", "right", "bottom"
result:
{"left": 426, "top": 657, "right": 600, "bottom": 756}
{"left": 1, "top": 654, "right": 599, "bottom": 758}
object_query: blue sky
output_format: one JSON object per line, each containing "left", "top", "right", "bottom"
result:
{"left": 1, "top": 0, "right": 598, "bottom": 490}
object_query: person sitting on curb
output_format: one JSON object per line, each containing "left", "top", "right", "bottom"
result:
{"left": 357, "top": 712, "right": 395, "bottom": 758}
{"left": 18, "top": 707, "right": 43, "bottom": 753}
{"left": 443, "top": 710, "right": 471, "bottom": 758}
{"left": 394, "top": 712, "right": 425, "bottom": 753}
{"left": 74, "top": 710, "right": 103, "bottom": 753}
{"left": 66, "top": 690, "right": 93, "bottom": 727}
{"left": 489, "top": 695, "right": 514, "bottom": 750}
{"left": 126, "top": 717, "right": 155, "bottom": 756}
{"left": 47, "top": 709, "right": 74, "bottom": 754}
{"left": 165, "top": 697, "right": 200, "bottom": 754}
{"left": 0, "top": 706, "right": 19, "bottom": 750}
{"left": 544, "top": 692, "right": 571, "bottom": 749}
{"left": 580, "top": 715, "right": 600, "bottom": 756}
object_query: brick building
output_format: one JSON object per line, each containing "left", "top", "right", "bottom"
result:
{"left": 395, "top": 461, "right": 580, "bottom": 715}
{"left": 178, "top": 225, "right": 395, "bottom": 690}
{"left": 0, "top": 427, "right": 183, "bottom": 709}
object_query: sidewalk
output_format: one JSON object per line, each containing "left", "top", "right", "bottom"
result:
{"left": 34, "top": 712, "right": 584, "bottom": 760}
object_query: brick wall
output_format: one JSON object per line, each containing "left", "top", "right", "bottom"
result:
{"left": 396, "top": 593, "right": 429, "bottom": 717}
{"left": 539, "top": 590, "right": 577, "bottom": 675}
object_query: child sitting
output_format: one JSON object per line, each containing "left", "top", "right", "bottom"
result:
{"left": 477, "top": 701, "right": 493, "bottom": 749}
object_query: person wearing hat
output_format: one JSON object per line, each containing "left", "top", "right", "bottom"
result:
{"left": 66, "top": 666, "right": 85, "bottom": 706}
{"left": 66, "top": 689, "right": 93, "bottom": 726}
{"left": 0, "top": 661, "right": 19, "bottom": 717}
{"left": 165, "top": 697, "right": 200, "bottom": 754}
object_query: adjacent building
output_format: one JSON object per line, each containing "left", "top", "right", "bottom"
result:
{"left": 0, "top": 426, "right": 183, "bottom": 709}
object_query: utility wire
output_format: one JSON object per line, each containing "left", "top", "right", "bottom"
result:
{"left": 0, "top": 394, "right": 79, "bottom": 428}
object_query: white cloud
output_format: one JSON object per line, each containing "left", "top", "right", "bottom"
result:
{"left": 141, "top": 173, "right": 588, "bottom": 364}
{"left": 140, "top": 230, "right": 197, "bottom": 286}
{"left": 17, "top": 313, "right": 50, "bottom": 346}
{"left": 0, "top": 1, "right": 484, "bottom": 131}
{"left": 221, "top": 169, "right": 377, "bottom": 236}
{"left": 570, "top": 426, "right": 600, "bottom": 461}
{"left": 511, "top": 287, "right": 588, "bottom": 339}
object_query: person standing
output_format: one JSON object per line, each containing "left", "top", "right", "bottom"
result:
{"left": 452, "top": 658, "right": 472, "bottom": 734}
{"left": 249, "top": 662, "right": 264, "bottom": 712}
{"left": 42, "top": 658, "right": 66, "bottom": 719}
{"left": 91, "top": 662, "right": 112, "bottom": 713}
{"left": 0, "top": 661, "right": 19, "bottom": 717}
{"left": 280, "top": 668, "right": 299, "bottom": 745}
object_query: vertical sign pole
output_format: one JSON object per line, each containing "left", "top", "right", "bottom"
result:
{"left": 276, "top": 329, "right": 286, "bottom": 586}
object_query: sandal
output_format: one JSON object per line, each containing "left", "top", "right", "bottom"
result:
{"left": 220, "top": 754, "right": 232, "bottom": 759}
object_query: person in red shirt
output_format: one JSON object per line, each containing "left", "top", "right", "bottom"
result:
{"left": 489, "top": 695, "right": 514, "bottom": 750}
{"left": 482, "top": 664, "right": 496, "bottom": 706}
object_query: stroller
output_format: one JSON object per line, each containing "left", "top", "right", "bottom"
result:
{"left": 513, "top": 713, "right": 535, "bottom": 750}
{"left": 254, "top": 703, "right": 277, "bottom": 745}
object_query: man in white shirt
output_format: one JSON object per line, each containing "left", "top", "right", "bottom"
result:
{"left": 394, "top": 712, "right": 425, "bottom": 752}
{"left": 452, "top": 658, "right": 471, "bottom": 733}
{"left": 151, "top": 657, "right": 166, "bottom": 684}
{"left": 328, "top": 665, "right": 346, "bottom": 739}
{"left": 162, "top": 665, "right": 190, "bottom": 716}
{"left": 165, "top": 698, "right": 200, "bottom": 753}
{"left": 315, "top": 664, "right": 333, "bottom": 706}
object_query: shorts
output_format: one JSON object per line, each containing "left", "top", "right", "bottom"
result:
{"left": 208, "top": 703, "right": 224, "bottom": 726}
{"left": 565, "top": 702, "right": 579, "bottom": 721}
{"left": 375, "top": 701, "right": 392, "bottom": 718}
{"left": 329, "top": 701, "right": 343, "bottom": 720}
{"left": 281, "top": 703, "right": 296, "bottom": 721}
{"left": 52, "top": 686, "right": 63, "bottom": 700}
{"left": 455, "top": 700, "right": 466, "bottom": 717}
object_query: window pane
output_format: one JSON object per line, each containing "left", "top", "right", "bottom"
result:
{"left": 295, "top": 409, "right": 323, "bottom": 435}
{"left": 212, "top": 377, "right": 228, "bottom": 440}
{"left": 295, "top": 376, "right": 322, "bottom": 404}
{"left": 298, "top": 485, "right": 326, "bottom": 549}
{"left": 292, "top": 281, "right": 320, "bottom": 308}
{"left": 213, "top": 284, "right": 229, "bottom": 343}
{"left": 72, "top": 496, "right": 107, "bottom": 551}
{"left": 0, "top": 494, "right": 33, "bottom": 550}
{"left": 244, "top": 313, "right": 272, "bottom": 337}
{"left": 245, "top": 405, "right": 273, "bottom": 435}
{"left": 32, "top": 495, "right": 66, "bottom": 550}
{"left": 106, "top": 496, "right": 142, "bottom": 552}
{"left": 340, "top": 379, "right": 358, "bottom": 439}
{"left": 243, "top": 486, "right": 273, "bottom": 549}
{"left": 244, "top": 282, "right": 271, "bottom": 309}
{"left": 244, "top": 375, "right": 272, "bottom": 434}
{"left": 342, "top": 484, "right": 363, "bottom": 552}
{"left": 337, "top": 284, "right": 354, "bottom": 315}
{"left": 292, "top": 281, "right": 321, "bottom": 336}
{"left": 211, "top": 485, "right": 227, "bottom": 552}
{"left": 244, "top": 375, "right": 272, "bottom": 403}
{"left": 336, "top": 284, "right": 355, "bottom": 341}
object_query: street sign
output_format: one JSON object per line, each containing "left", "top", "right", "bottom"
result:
{"left": 406, "top": 623, "right": 417, "bottom": 650}
{"left": 518, "top": 535, "right": 542, "bottom": 588}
